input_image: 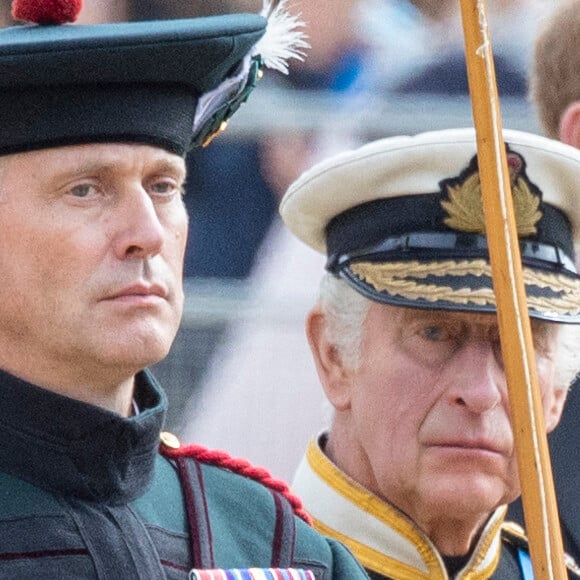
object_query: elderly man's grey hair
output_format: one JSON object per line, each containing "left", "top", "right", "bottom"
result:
{"left": 318, "top": 272, "right": 580, "bottom": 391}
{"left": 555, "top": 323, "right": 580, "bottom": 392}
{"left": 318, "top": 273, "right": 370, "bottom": 369}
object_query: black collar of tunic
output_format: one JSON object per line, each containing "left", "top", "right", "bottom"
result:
{"left": 0, "top": 367, "right": 167, "bottom": 505}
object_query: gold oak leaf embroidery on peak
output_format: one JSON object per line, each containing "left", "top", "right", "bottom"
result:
{"left": 441, "top": 152, "right": 542, "bottom": 236}
{"left": 349, "top": 261, "right": 580, "bottom": 316}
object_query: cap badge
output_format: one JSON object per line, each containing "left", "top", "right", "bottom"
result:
{"left": 440, "top": 150, "right": 543, "bottom": 236}
{"left": 193, "top": 0, "right": 308, "bottom": 147}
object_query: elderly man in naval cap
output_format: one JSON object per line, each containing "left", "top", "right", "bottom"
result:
{"left": 282, "top": 128, "right": 580, "bottom": 579}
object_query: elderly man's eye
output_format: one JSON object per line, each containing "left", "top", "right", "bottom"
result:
{"left": 69, "top": 183, "right": 96, "bottom": 198}
{"left": 423, "top": 326, "right": 446, "bottom": 341}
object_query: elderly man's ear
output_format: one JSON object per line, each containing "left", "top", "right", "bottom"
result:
{"left": 544, "top": 385, "right": 569, "bottom": 434}
{"left": 306, "top": 307, "right": 353, "bottom": 411}
{"left": 559, "top": 101, "right": 580, "bottom": 148}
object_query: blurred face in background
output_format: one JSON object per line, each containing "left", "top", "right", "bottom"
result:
{"left": 76, "top": 1, "right": 129, "bottom": 23}
{"left": 288, "top": 0, "right": 361, "bottom": 71}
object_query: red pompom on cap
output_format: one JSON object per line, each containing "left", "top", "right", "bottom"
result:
{"left": 12, "top": 0, "right": 83, "bottom": 25}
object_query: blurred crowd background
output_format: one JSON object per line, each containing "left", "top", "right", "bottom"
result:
{"left": 2, "top": 0, "right": 555, "bottom": 480}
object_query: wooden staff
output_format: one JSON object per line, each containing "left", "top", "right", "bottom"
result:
{"left": 459, "top": 1, "right": 566, "bottom": 577}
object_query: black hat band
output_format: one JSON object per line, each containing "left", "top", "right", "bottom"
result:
{"left": 327, "top": 232, "right": 577, "bottom": 277}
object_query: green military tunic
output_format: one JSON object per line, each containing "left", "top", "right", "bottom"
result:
{"left": 292, "top": 435, "right": 538, "bottom": 580}
{"left": 0, "top": 370, "right": 368, "bottom": 579}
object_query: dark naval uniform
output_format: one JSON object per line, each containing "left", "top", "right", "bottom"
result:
{"left": 508, "top": 378, "right": 580, "bottom": 578}
{"left": 292, "top": 436, "right": 544, "bottom": 580}
{"left": 0, "top": 370, "right": 368, "bottom": 579}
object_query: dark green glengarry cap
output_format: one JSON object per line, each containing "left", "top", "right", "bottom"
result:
{"left": 0, "top": 0, "right": 306, "bottom": 156}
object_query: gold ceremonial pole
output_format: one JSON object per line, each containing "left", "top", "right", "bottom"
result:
{"left": 459, "top": 1, "right": 566, "bottom": 578}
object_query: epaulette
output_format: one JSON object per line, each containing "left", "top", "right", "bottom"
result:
{"left": 502, "top": 520, "right": 580, "bottom": 577}
{"left": 159, "top": 432, "right": 312, "bottom": 525}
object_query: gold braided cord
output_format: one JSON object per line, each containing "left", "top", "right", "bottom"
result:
{"left": 350, "top": 260, "right": 580, "bottom": 316}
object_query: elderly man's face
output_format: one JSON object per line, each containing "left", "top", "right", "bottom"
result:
{"left": 0, "top": 143, "right": 188, "bottom": 392}
{"left": 314, "top": 303, "right": 566, "bottom": 535}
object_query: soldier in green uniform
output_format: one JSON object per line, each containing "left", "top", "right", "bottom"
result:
{"left": 0, "top": 1, "right": 368, "bottom": 578}
{"left": 281, "top": 128, "right": 580, "bottom": 578}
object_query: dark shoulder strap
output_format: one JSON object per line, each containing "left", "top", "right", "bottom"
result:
{"left": 175, "top": 456, "right": 215, "bottom": 570}
{"left": 172, "top": 453, "right": 298, "bottom": 568}
{"left": 270, "top": 487, "right": 297, "bottom": 567}
{"left": 161, "top": 437, "right": 307, "bottom": 569}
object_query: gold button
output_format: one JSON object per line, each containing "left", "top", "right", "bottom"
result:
{"left": 160, "top": 431, "right": 180, "bottom": 449}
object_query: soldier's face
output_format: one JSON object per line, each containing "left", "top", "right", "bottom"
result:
{"left": 315, "top": 303, "right": 566, "bottom": 545}
{"left": 0, "top": 143, "right": 188, "bottom": 396}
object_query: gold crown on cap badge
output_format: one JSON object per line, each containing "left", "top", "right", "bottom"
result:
{"left": 440, "top": 150, "right": 543, "bottom": 236}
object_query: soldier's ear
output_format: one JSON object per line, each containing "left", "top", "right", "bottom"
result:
{"left": 559, "top": 101, "right": 580, "bottom": 149}
{"left": 306, "top": 306, "right": 353, "bottom": 411}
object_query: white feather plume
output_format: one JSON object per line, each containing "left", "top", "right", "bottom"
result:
{"left": 192, "top": 0, "right": 309, "bottom": 143}
{"left": 255, "top": 0, "right": 309, "bottom": 75}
